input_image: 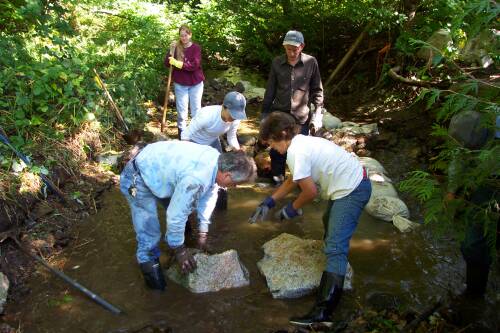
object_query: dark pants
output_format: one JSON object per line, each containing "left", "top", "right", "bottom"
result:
{"left": 459, "top": 184, "right": 499, "bottom": 294}
{"left": 460, "top": 185, "right": 499, "bottom": 266}
{"left": 270, "top": 120, "right": 310, "bottom": 178}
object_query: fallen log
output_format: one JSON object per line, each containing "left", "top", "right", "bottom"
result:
{"left": 387, "top": 66, "right": 450, "bottom": 88}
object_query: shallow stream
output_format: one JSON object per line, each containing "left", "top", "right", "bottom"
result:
{"left": 11, "top": 185, "right": 469, "bottom": 333}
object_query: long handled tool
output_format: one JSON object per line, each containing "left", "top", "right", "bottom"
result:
{"left": 2, "top": 232, "right": 124, "bottom": 315}
{"left": 93, "top": 69, "right": 130, "bottom": 133}
{"left": 161, "top": 45, "right": 177, "bottom": 133}
{"left": 0, "top": 128, "right": 67, "bottom": 203}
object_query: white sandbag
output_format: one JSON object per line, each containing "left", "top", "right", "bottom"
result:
{"left": 365, "top": 195, "right": 410, "bottom": 222}
{"left": 322, "top": 112, "right": 342, "bottom": 130}
{"left": 370, "top": 180, "right": 398, "bottom": 198}
{"left": 358, "top": 157, "right": 386, "bottom": 175}
{"left": 393, "top": 215, "right": 420, "bottom": 233}
{"left": 369, "top": 172, "right": 392, "bottom": 183}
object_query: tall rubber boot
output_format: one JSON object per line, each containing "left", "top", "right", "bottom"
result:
{"left": 465, "top": 261, "right": 490, "bottom": 297}
{"left": 215, "top": 188, "right": 228, "bottom": 211}
{"left": 289, "top": 271, "right": 344, "bottom": 327}
{"left": 140, "top": 261, "right": 166, "bottom": 291}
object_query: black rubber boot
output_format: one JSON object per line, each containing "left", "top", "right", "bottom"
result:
{"left": 140, "top": 261, "right": 166, "bottom": 291}
{"left": 465, "top": 261, "right": 490, "bottom": 297}
{"left": 215, "top": 188, "right": 228, "bottom": 211}
{"left": 177, "top": 128, "right": 182, "bottom": 140}
{"left": 289, "top": 271, "right": 344, "bottom": 327}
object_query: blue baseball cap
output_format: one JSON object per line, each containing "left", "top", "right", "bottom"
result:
{"left": 223, "top": 91, "right": 247, "bottom": 120}
{"left": 283, "top": 30, "right": 304, "bottom": 47}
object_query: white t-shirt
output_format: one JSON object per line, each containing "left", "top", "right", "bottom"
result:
{"left": 181, "top": 105, "right": 240, "bottom": 149}
{"left": 287, "top": 135, "right": 363, "bottom": 200}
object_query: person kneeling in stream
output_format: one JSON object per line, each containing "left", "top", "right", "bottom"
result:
{"left": 120, "top": 141, "right": 256, "bottom": 291}
{"left": 249, "top": 112, "right": 371, "bottom": 327}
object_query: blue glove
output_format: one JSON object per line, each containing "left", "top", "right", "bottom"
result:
{"left": 249, "top": 196, "right": 275, "bottom": 224}
{"left": 275, "top": 202, "right": 303, "bottom": 221}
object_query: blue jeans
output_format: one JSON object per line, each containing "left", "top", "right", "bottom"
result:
{"left": 323, "top": 177, "right": 372, "bottom": 275}
{"left": 120, "top": 162, "right": 164, "bottom": 264}
{"left": 174, "top": 81, "right": 204, "bottom": 131}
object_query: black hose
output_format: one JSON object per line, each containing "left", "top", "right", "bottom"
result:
{"left": 13, "top": 237, "right": 124, "bottom": 315}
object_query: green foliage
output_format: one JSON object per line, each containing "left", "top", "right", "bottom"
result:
{"left": 395, "top": 0, "right": 499, "bottom": 250}
{"left": 400, "top": 84, "right": 499, "bottom": 248}
{"left": 181, "top": 0, "right": 406, "bottom": 66}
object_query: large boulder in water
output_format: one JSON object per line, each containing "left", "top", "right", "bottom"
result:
{"left": 257, "top": 233, "right": 353, "bottom": 299}
{"left": 167, "top": 249, "right": 249, "bottom": 293}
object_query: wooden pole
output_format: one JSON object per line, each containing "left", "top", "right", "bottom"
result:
{"left": 325, "top": 23, "right": 371, "bottom": 88}
{"left": 93, "top": 69, "right": 129, "bottom": 132}
{"left": 161, "top": 45, "right": 176, "bottom": 133}
{"left": 161, "top": 67, "right": 173, "bottom": 132}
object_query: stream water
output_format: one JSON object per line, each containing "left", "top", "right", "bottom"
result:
{"left": 11, "top": 186, "right": 472, "bottom": 333}
{"left": 8, "top": 68, "right": 498, "bottom": 332}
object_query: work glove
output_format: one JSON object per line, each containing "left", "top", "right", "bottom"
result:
{"left": 197, "top": 232, "right": 210, "bottom": 253}
{"left": 275, "top": 202, "right": 303, "bottom": 221}
{"left": 168, "top": 57, "right": 184, "bottom": 69}
{"left": 173, "top": 245, "right": 197, "bottom": 274}
{"left": 309, "top": 106, "right": 324, "bottom": 136}
{"left": 248, "top": 196, "right": 275, "bottom": 224}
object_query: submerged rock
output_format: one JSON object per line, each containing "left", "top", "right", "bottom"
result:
{"left": 257, "top": 233, "right": 353, "bottom": 299}
{"left": 167, "top": 249, "right": 249, "bottom": 293}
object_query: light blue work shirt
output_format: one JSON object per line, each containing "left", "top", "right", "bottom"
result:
{"left": 135, "top": 141, "right": 219, "bottom": 247}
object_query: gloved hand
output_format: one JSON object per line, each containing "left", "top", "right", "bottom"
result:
{"left": 169, "top": 57, "right": 184, "bottom": 69}
{"left": 249, "top": 196, "right": 275, "bottom": 224}
{"left": 309, "top": 106, "right": 324, "bottom": 136}
{"left": 173, "top": 245, "right": 197, "bottom": 274}
{"left": 275, "top": 202, "right": 303, "bottom": 221}
{"left": 197, "top": 232, "right": 210, "bottom": 252}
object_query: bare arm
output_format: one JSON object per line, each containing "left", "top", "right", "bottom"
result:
{"left": 293, "top": 176, "right": 318, "bottom": 209}
{"left": 270, "top": 177, "right": 297, "bottom": 201}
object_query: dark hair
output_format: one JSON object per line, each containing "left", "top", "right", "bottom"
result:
{"left": 259, "top": 112, "right": 300, "bottom": 142}
{"left": 218, "top": 150, "right": 257, "bottom": 183}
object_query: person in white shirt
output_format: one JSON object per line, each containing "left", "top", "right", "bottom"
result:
{"left": 249, "top": 111, "right": 372, "bottom": 327}
{"left": 182, "top": 91, "right": 246, "bottom": 152}
{"left": 182, "top": 91, "right": 246, "bottom": 209}
{"left": 120, "top": 141, "right": 256, "bottom": 291}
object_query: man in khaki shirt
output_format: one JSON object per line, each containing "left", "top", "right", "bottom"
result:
{"left": 261, "top": 30, "right": 324, "bottom": 186}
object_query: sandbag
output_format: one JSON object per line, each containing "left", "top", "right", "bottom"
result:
{"left": 322, "top": 112, "right": 342, "bottom": 130}
{"left": 365, "top": 195, "right": 410, "bottom": 222}
{"left": 359, "top": 157, "right": 386, "bottom": 175}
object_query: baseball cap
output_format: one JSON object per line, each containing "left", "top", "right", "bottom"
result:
{"left": 223, "top": 91, "right": 247, "bottom": 120}
{"left": 283, "top": 30, "right": 304, "bottom": 47}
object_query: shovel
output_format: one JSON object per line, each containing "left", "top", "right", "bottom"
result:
{"left": 161, "top": 44, "right": 177, "bottom": 133}
{"left": 0, "top": 127, "right": 68, "bottom": 203}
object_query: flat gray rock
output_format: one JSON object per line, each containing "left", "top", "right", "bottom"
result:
{"left": 167, "top": 249, "right": 249, "bottom": 293}
{"left": 257, "top": 233, "right": 353, "bottom": 299}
